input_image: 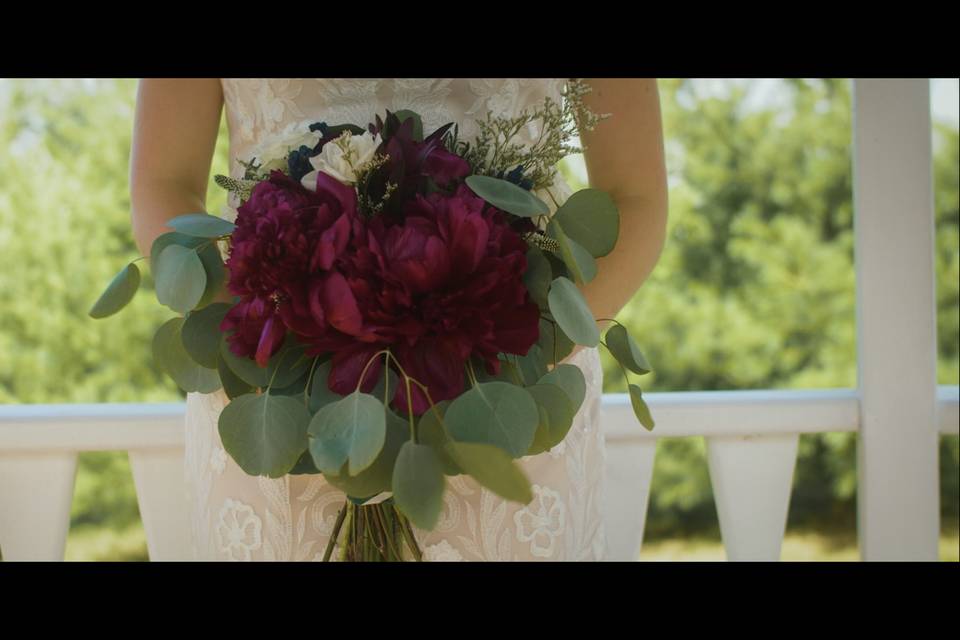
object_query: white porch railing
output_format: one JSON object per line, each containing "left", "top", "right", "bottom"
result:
{"left": 1, "top": 78, "right": 956, "bottom": 561}
{"left": 0, "top": 388, "right": 957, "bottom": 561}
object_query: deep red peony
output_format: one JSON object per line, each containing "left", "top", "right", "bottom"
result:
{"left": 220, "top": 170, "right": 358, "bottom": 366}
{"left": 301, "top": 184, "right": 541, "bottom": 414}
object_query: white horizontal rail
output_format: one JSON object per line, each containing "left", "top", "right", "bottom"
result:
{"left": 1, "top": 387, "right": 956, "bottom": 450}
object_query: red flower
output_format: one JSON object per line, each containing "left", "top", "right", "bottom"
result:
{"left": 307, "top": 184, "right": 541, "bottom": 413}
{"left": 220, "top": 170, "right": 358, "bottom": 366}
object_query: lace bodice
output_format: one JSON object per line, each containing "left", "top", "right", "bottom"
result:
{"left": 182, "top": 79, "right": 607, "bottom": 561}
{"left": 220, "top": 78, "right": 569, "bottom": 168}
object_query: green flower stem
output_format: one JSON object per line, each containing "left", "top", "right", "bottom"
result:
{"left": 322, "top": 502, "right": 348, "bottom": 562}
{"left": 396, "top": 511, "right": 423, "bottom": 562}
{"left": 339, "top": 504, "right": 353, "bottom": 562}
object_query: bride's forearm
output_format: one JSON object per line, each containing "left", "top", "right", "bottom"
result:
{"left": 582, "top": 195, "right": 668, "bottom": 332}
{"left": 130, "top": 179, "right": 206, "bottom": 258}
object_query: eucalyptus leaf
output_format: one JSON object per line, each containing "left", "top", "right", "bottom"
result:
{"left": 89, "top": 262, "right": 141, "bottom": 319}
{"left": 446, "top": 442, "right": 533, "bottom": 504}
{"left": 166, "top": 212, "right": 236, "bottom": 238}
{"left": 218, "top": 333, "right": 310, "bottom": 389}
{"left": 218, "top": 392, "right": 311, "bottom": 477}
{"left": 392, "top": 442, "right": 445, "bottom": 530}
{"left": 525, "top": 383, "right": 575, "bottom": 455}
{"left": 217, "top": 351, "right": 254, "bottom": 399}
{"left": 523, "top": 247, "right": 552, "bottom": 307}
{"left": 152, "top": 317, "right": 221, "bottom": 393}
{"left": 605, "top": 324, "right": 652, "bottom": 375}
{"left": 538, "top": 364, "right": 587, "bottom": 411}
{"left": 308, "top": 391, "right": 386, "bottom": 476}
{"left": 181, "top": 303, "right": 230, "bottom": 368}
{"left": 547, "top": 277, "right": 599, "bottom": 347}
{"left": 417, "top": 401, "right": 461, "bottom": 476}
{"left": 552, "top": 188, "right": 620, "bottom": 257}
{"left": 289, "top": 450, "right": 320, "bottom": 475}
{"left": 537, "top": 318, "right": 575, "bottom": 366}
{"left": 548, "top": 220, "right": 595, "bottom": 284}
{"left": 154, "top": 244, "right": 207, "bottom": 313}
{"left": 150, "top": 231, "right": 203, "bottom": 274}
{"left": 325, "top": 409, "right": 409, "bottom": 498}
{"left": 628, "top": 384, "right": 655, "bottom": 431}
{"left": 515, "top": 345, "right": 548, "bottom": 385}
{"left": 445, "top": 382, "right": 538, "bottom": 458}
{"left": 465, "top": 175, "right": 549, "bottom": 218}
{"left": 195, "top": 243, "right": 227, "bottom": 309}
{"left": 308, "top": 359, "right": 343, "bottom": 413}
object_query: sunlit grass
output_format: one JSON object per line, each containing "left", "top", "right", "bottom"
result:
{"left": 640, "top": 523, "right": 959, "bottom": 562}
{"left": 64, "top": 523, "right": 148, "bottom": 562}
{"left": 60, "top": 521, "right": 958, "bottom": 561}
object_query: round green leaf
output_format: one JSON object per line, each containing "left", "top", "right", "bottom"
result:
{"left": 392, "top": 442, "right": 445, "bottom": 530}
{"left": 195, "top": 243, "right": 227, "bottom": 309}
{"left": 289, "top": 450, "right": 320, "bottom": 475}
{"left": 515, "top": 345, "right": 548, "bottom": 385}
{"left": 417, "top": 401, "right": 461, "bottom": 476}
{"left": 525, "top": 383, "right": 575, "bottom": 455}
{"left": 552, "top": 188, "right": 620, "bottom": 257}
{"left": 444, "top": 382, "right": 538, "bottom": 458}
{"left": 217, "top": 351, "right": 254, "bottom": 399}
{"left": 154, "top": 244, "right": 207, "bottom": 313}
{"left": 218, "top": 333, "right": 310, "bottom": 389}
{"left": 523, "top": 247, "right": 552, "bottom": 307}
{"left": 548, "top": 220, "right": 595, "bottom": 284}
{"left": 446, "top": 442, "right": 533, "bottom": 504}
{"left": 166, "top": 212, "right": 236, "bottom": 238}
{"left": 606, "top": 324, "right": 651, "bottom": 375}
{"left": 308, "top": 359, "right": 343, "bottom": 413}
{"left": 308, "top": 391, "right": 386, "bottom": 476}
{"left": 217, "top": 392, "right": 311, "bottom": 478}
{"left": 182, "top": 303, "right": 230, "bottom": 368}
{"left": 547, "top": 277, "right": 599, "bottom": 347}
{"left": 538, "top": 363, "right": 587, "bottom": 411}
{"left": 465, "top": 175, "right": 550, "bottom": 218}
{"left": 152, "top": 317, "right": 221, "bottom": 393}
{"left": 89, "top": 262, "right": 141, "bottom": 319}
{"left": 628, "top": 384, "right": 655, "bottom": 431}
{"left": 150, "top": 231, "right": 203, "bottom": 274}
{"left": 537, "top": 318, "right": 575, "bottom": 366}
{"left": 325, "top": 409, "right": 409, "bottom": 499}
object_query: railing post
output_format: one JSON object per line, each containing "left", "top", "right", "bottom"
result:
{"left": 852, "top": 78, "right": 939, "bottom": 560}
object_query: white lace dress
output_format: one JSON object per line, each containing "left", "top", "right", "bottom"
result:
{"left": 183, "top": 79, "right": 608, "bottom": 561}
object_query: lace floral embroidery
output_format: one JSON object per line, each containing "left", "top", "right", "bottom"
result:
{"left": 514, "top": 485, "right": 566, "bottom": 558}
{"left": 215, "top": 498, "right": 263, "bottom": 561}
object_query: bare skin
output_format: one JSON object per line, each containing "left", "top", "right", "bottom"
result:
{"left": 129, "top": 78, "right": 668, "bottom": 344}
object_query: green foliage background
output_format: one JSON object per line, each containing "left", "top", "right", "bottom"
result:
{"left": 0, "top": 78, "right": 956, "bottom": 557}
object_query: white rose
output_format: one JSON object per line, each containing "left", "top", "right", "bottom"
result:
{"left": 301, "top": 130, "right": 382, "bottom": 189}
{"left": 248, "top": 120, "right": 322, "bottom": 173}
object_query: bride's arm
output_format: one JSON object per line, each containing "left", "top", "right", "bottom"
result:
{"left": 577, "top": 78, "right": 669, "bottom": 333}
{"left": 129, "top": 78, "right": 224, "bottom": 258}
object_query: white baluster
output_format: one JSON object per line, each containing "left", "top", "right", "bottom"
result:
{"left": 706, "top": 434, "right": 799, "bottom": 561}
{"left": 128, "top": 448, "right": 191, "bottom": 561}
{"left": 604, "top": 439, "right": 657, "bottom": 561}
{"left": 0, "top": 453, "right": 78, "bottom": 561}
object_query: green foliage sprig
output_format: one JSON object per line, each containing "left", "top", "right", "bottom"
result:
{"left": 445, "top": 79, "right": 609, "bottom": 191}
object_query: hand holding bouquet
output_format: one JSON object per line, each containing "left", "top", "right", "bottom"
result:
{"left": 91, "top": 80, "right": 655, "bottom": 560}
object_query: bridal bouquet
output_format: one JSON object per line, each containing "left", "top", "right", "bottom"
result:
{"left": 91, "top": 80, "right": 654, "bottom": 561}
